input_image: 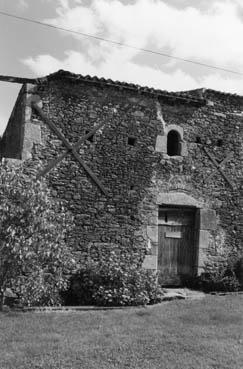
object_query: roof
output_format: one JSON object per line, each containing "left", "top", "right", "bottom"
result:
{"left": 39, "top": 70, "right": 243, "bottom": 105}
{"left": 178, "top": 87, "right": 243, "bottom": 101}
{"left": 36, "top": 70, "right": 207, "bottom": 106}
{"left": 2, "top": 69, "right": 243, "bottom": 105}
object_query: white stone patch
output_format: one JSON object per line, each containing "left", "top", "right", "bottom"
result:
{"left": 142, "top": 255, "right": 157, "bottom": 269}
{"left": 156, "top": 101, "right": 166, "bottom": 131}
{"left": 147, "top": 238, "right": 152, "bottom": 250}
{"left": 215, "top": 228, "right": 228, "bottom": 256}
{"left": 146, "top": 225, "right": 158, "bottom": 243}
{"left": 155, "top": 135, "right": 167, "bottom": 153}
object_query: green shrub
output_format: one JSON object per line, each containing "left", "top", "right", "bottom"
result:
{"left": 198, "top": 272, "right": 240, "bottom": 293}
{"left": 183, "top": 246, "right": 242, "bottom": 293}
{"left": 0, "top": 161, "right": 76, "bottom": 308}
{"left": 66, "top": 245, "right": 163, "bottom": 306}
{"left": 185, "top": 266, "right": 240, "bottom": 293}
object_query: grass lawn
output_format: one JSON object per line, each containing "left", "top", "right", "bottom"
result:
{"left": 0, "top": 295, "right": 242, "bottom": 369}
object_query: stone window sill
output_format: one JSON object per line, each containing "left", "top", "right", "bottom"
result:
{"left": 162, "top": 154, "right": 184, "bottom": 162}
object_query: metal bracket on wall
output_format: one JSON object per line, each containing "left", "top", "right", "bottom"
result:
{"left": 202, "top": 146, "right": 234, "bottom": 189}
{"left": 32, "top": 103, "right": 109, "bottom": 197}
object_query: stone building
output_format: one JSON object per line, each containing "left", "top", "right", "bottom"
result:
{"left": 1, "top": 70, "right": 242, "bottom": 285}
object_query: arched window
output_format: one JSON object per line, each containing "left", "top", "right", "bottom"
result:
{"left": 167, "top": 130, "right": 181, "bottom": 156}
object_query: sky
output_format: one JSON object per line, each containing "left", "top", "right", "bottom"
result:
{"left": 0, "top": 0, "right": 243, "bottom": 134}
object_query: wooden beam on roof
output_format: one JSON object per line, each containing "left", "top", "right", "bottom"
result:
{"left": 0, "top": 75, "right": 36, "bottom": 84}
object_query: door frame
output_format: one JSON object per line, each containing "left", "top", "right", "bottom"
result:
{"left": 158, "top": 205, "right": 198, "bottom": 285}
{"left": 142, "top": 192, "right": 217, "bottom": 278}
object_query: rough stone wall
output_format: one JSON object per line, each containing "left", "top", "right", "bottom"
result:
{"left": 2, "top": 77, "right": 242, "bottom": 278}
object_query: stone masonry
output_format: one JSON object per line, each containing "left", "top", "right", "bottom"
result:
{"left": 1, "top": 70, "right": 242, "bottom": 284}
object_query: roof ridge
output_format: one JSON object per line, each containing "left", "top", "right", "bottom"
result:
{"left": 41, "top": 70, "right": 243, "bottom": 101}
{"left": 38, "top": 69, "right": 206, "bottom": 105}
{"left": 176, "top": 87, "right": 243, "bottom": 99}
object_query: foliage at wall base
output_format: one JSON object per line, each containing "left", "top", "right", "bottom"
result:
{"left": 185, "top": 256, "right": 241, "bottom": 292}
{"left": 64, "top": 245, "right": 164, "bottom": 306}
{"left": 0, "top": 161, "right": 76, "bottom": 308}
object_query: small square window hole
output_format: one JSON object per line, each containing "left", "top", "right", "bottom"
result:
{"left": 128, "top": 137, "right": 136, "bottom": 146}
{"left": 217, "top": 139, "right": 223, "bottom": 147}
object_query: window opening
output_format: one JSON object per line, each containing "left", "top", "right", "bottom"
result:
{"left": 167, "top": 130, "right": 181, "bottom": 156}
{"left": 128, "top": 137, "right": 136, "bottom": 146}
{"left": 217, "top": 139, "right": 223, "bottom": 147}
{"left": 196, "top": 136, "right": 201, "bottom": 144}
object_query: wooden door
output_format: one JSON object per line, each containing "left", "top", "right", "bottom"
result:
{"left": 158, "top": 207, "right": 196, "bottom": 285}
